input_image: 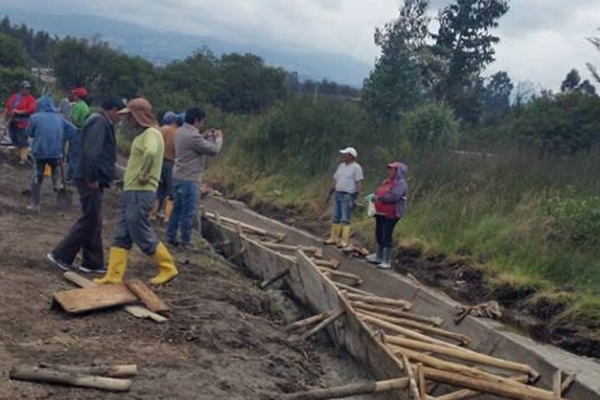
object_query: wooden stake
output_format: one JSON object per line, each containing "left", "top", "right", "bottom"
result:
{"left": 434, "top": 375, "right": 529, "bottom": 400}
{"left": 360, "top": 315, "right": 461, "bottom": 349}
{"left": 402, "top": 355, "right": 421, "bottom": 400}
{"left": 38, "top": 364, "right": 137, "bottom": 378}
{"left": 283, "top": 312, "right": 331, "bottom": 333}
{"left": 553, "top": 370, "right": 562, "bottom": 399}
{"left": 300, "top": 309, "right": 345, "bottom": 340}
{"left": 281, "top": 378, "right": 409, "bottom": 400}
{"left": 352, "top": 302, "right": 444, "bottom": 326}
{"left": 385, "top": 336, "right": 539, "bottom": 380}
{"left": 259, "top": 269, "right": 290, "bottom": 289}
{"left": 10, "top": 366, "right": 132, "bottom": 392}
{"left": 333, "top": 282, "right": 375, "bottom": 296}
{"left": 346, "top": 293, "right": 412, "bottom": 310}
{"left": 357, "top": 309, "right": 470, "bottom": 345}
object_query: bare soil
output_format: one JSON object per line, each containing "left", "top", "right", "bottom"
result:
{"left": 0, "top": 152, "right": 376, "bottom": 400}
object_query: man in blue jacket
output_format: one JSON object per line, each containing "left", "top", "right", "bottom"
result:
{"left": 27, "top": 94, "right": 77, "bottom": 211}
{"left": 47, "top": 99, "right": 124, "bottom": 273}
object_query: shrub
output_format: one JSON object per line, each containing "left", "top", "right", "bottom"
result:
{"left": 399, "top": 102, "right": 459, "bottom": 151}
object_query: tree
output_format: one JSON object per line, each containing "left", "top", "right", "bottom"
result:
{"left": 362, "top": 0, "right": 431, "bottom": 122}
{"left": 587, "top": 29, "right": 600, "bottom": 85}
{"left": 561, "top": 69, "right": 581, "bottom": 92}
{"left": 483, "top": 71, "right": 513, "bottom": 121}
{"left": 0, "top": 32, "right": 29, "bottom": 69}
{"left": 433, "top": 0, "right": 510, "bottom": 124}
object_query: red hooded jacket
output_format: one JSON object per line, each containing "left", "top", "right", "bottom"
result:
{"left": 5, "top": 92, "right": 36, "bottom": 129}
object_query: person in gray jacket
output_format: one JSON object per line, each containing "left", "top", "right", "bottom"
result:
{"left": 166, "top": 107, "right": 223, "bottom": 248}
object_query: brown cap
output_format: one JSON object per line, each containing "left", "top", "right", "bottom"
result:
{"left": 118, "top": 98, "right": 158, "bottom": 128}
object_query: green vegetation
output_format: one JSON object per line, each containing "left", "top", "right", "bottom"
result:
{"left": 1, "top": 1, "right": 600, "bottom": 330}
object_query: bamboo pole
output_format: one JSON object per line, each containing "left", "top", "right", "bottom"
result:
{"left": 357, "top": 309, "right": 470, "bottom": 345}
{"left": 283, "top": 312, "right": 331, "bottom": 333}
{"left": 300, "top": 310, "right": 345, "bottom": 340}
{"left": 10, "top": 366, "right": 132, "bottom": 392}
{"left": 281, "top": 378, "right": 410, "bottom": 400}
{"left": 346, "top": 293, "right": 412, "bottom": 310}
{"left": 435, "top": 375, "right": 529, "bottom": 400}
{"left": 385, "top": 336, "right": 540, "bottom": 380}
{"left": 38, "top": 364, "right": 137, "bottom": 378}
{"left": 421, "top": 367, "right": 567, "bottom": 400}
{"left": 360, "top": 315, "right": 462, "bottom": 349}
{"left": 352, "top": 301, "right": 444, "bottom": 326}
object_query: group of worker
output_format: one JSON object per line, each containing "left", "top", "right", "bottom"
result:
{"left": 325, "top": 147, "right": 408, "bottom": 270}
{"left": 3, "top": 81, "right": 223, "bottom": 285}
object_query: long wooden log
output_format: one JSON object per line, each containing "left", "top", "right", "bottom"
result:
{"left": 561, "top": 374, "right": 576, "bottom": 394}
{"left": 402, "top": 355, "right": 421, "bottom": 400}
{"left": 421, "top": 367, "right": 569, "bottom": 400}
{"left": 360, "top": 315, "right": 462, "bottom": 349}
{"left": 346, "top": 293, "right": 412, "bottom": 310}
{"left": 389, "top": 344, "right": 512, "bottom": 385}
{"left": 323, "top": 270, "right": 363, "bottom": 286}
{"left": 259, "top": 242, "right": 320, "bottom": 255}
{"left": 333, "top": 282, "right": 375, "bottom": 296}
{"left": 283, "top": 312, "right": 331, "bottom": 333}
{"left": 352, "top": 302, "right": 444, "bottom": 326}
{"left": 357, "top": 310, "right": 470, "bottom": 345}
{"left": 300, "top": 309, "right": 345, "bottom": 340}
{"left": 206, "top": 212, "right": 285, "bottom": 240}
{"left": 281, "top": 378, "right": 409, "bottom": 400}
{"left": 63, "top": 272, "right": 167, "bottom": 323}
{"left": 435, "top": 375, "right": 529, "bottom": 400}
{"left": 10, "top": 366, "right": 132, "bottom": 392}
{"left": 417, "top": 364, "right": 427, "bottom": 400}
{"left": 553, "top": 370, "right": 562, "bottom": 399}
{"left": 385, "top": 336, "right": 540, "bottom": 380}
{"left": 313, "top": 259, "right": 340, "bottom": 270}
{"left": 38, "top": 364, "right": 137, "bottom": 378}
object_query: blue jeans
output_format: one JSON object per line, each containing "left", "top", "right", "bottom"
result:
{"left": 332, "top": 191, "right": 353, "bottom": 225}
{"left": 113, "top": 191, "right": 158, "bottom": 255}
{"left": 166, "top": 179, "right": 199, "bottom": 245}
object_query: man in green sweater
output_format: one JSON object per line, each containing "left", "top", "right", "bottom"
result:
{"left": 94, "top": 97, "right": 178, "bottom": 285}
{"left": 66, "top": 87, "right": 90, "bottom": 183}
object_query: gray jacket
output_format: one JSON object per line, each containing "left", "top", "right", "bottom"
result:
{"left": 172, "top": 123, "right": 222, "bottom": 182}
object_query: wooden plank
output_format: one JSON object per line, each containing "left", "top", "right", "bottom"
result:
{"left": 54, "top": 285, "right": 138, "bottom": 314}
{"left": 63, "top": 272, "right": 167, "bottom": 323}
{"left": 125, "top": 279, "right": 170, "bottom": 313}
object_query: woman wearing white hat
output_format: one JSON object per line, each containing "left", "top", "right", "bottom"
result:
{"left": 325, "top": 147, "right": 363, "bottom": 248}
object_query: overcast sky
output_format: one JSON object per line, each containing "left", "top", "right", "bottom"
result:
{"left": 4, "top": 0, "right": 600, "bottom": 90}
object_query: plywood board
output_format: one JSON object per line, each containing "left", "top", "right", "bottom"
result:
{"left": 54, "top": 284, "right": 138, "bottom": 314}
{"left": 125, "top": 279, "right": 169, "bottom": 313}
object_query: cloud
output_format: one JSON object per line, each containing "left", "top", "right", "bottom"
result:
{"left": 3, "top": 0, "right": 600, "bottom": 89}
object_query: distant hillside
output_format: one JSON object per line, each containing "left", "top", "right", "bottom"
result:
{"left": 2, "top": 10, "right": 369, "bottom": 87}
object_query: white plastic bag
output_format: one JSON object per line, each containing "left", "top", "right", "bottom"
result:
{"left": 367, "top": 201, "right": 376, "bottom": 218}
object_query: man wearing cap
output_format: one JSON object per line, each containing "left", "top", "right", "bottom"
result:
{"left": 94, "top": 98, "right": 178, "bottom": 285}
{"left": 3, "top": 80, "right": 36, "bottom": 165}
{"left": 150, "top": 111, "right": 178, "bottom": 222}
{"left": 47, "top": 99, "right": 125, "bottom": 273}
{"left": 325, "top": 147, "right": 363, "bottom": 248}
{"left": 65, "top": 87, "right": 90, "bottom": 184}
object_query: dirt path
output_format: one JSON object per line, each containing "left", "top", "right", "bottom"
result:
{"left": 0, "top": 153, "right": 377, "bottom": 400}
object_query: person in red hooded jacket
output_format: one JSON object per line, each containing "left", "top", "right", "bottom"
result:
{"left": 4, "top": 80, "right": 36, "bottom": 165}
{"left": 366, "top": 161, "right": 408, "bottom": 269}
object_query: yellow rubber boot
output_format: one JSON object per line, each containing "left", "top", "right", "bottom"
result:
{"left": 164, "top": 199, "right": 174, "bottom": 221}
{"left": 150, "top": 242, "right": 178, "bottom": 285}
{"left": 324, "top": 224, "right": 341, "bottom": 245}
{"left": 94, "top": 247, "right": 128, "bottom": 284}
{"left": 338, "top": 225, "right": 351, "bottom": 248}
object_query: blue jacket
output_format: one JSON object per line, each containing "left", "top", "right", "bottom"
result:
{"left": 27, "top": 95, "right": 77, "bottom": 160}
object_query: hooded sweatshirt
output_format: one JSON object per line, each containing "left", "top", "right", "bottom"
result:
{"left": 27, "top": 95, "right": 77, "bottom": 160}
{"left": 5, "top": 92, "right": 36, "bottom": 129}
{"left": 373, "top": 162, "right": 408, "bottom": 219}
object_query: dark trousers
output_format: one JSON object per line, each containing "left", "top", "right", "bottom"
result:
{"left": 31, "top": 158, "right": 60, "bottom": 206}
{"left": 375, "top": 215, "right": 399, "bottom": 248}
{"left": 52, "top": 181, "right": 104, "bottom": 269}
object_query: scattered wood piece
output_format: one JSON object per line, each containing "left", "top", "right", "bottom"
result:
{"left": 281, "top": 378, "right": 409, "bottom": 400}
{"left": 561, "top": 374, "right": 576, "bottom": 394}
{"left": 434, "top": 375, "right": 529, "bottom": 400}
{"left": 402, "top": 355, "right": 421, "bottom": 400}
{"left": 283, "top": 312, "right": 332, "bottom": 333}
{"left": 53, "top": 285, "right": 138, "bottom": 314}
{"left": 313, "top": 248, "right": 324, "bottom": 259}
{"left": 312, "top": 258, "right": 341, "bottom": 270}
{"left": 125, "top": 279, "right": 169, "bottom": 313}
{"left": 357, "top": 309, "right": 470, "bottom": 345}
{"left": 260, "top": 242, "right": 320, "bottom": 255}
{"left": 300, "top": 309, "right": 345, "bottom": 341}
{"left": 38, "top": 364, "right": 137, "bottom": 378}
{"left": 259, "top": 269, "right": 290, "bottom": 290}
{"left": 324, "top": 270, "right": 363, "bottom": 286}
{"left": 385, "top": 336, "right": 539, "bottom": 380}
{"left": 63, "top": 272, "right": 167, "bottom": 323}
{"left": 417, "top": 363, "right": 426, "bottom": 400}
{"left": 553, "top": 370, "right": 562, "bottom": 399}
{"left": 455, "top": 301, "right": 502, "bottom": 325}
{"left": 333, "top": 282, "right": 375, "bottom": 296}
{"left": 341, "top": 245, "right": 369, "bottom": 258}
{"left": 205, "top": 212, "right": 285, "bottom": 240}
{"left": 9, "top": 366, "right": 132, "bottom": 392}
{"left": 352, "top": 301, "right": 444, "bottom": 327}
{"left": 420, "top": 367, "right": 564, "bottom": 400}
{"left": 346, "top": 293, "right": 412, "bottom": 310}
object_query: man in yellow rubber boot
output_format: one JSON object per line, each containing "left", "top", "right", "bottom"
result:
{"left": 324, "top": 147, "right": 363, "bottom": 248}
{"left": 94, "top": 98, "right": 178, "bottom": 285}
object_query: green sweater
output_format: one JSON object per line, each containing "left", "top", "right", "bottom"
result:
{"left": 124, "top": 127, "right": 164, "bottom": 191}
{"left": 71, "top": 100, "right": 89, "bottom": 128}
